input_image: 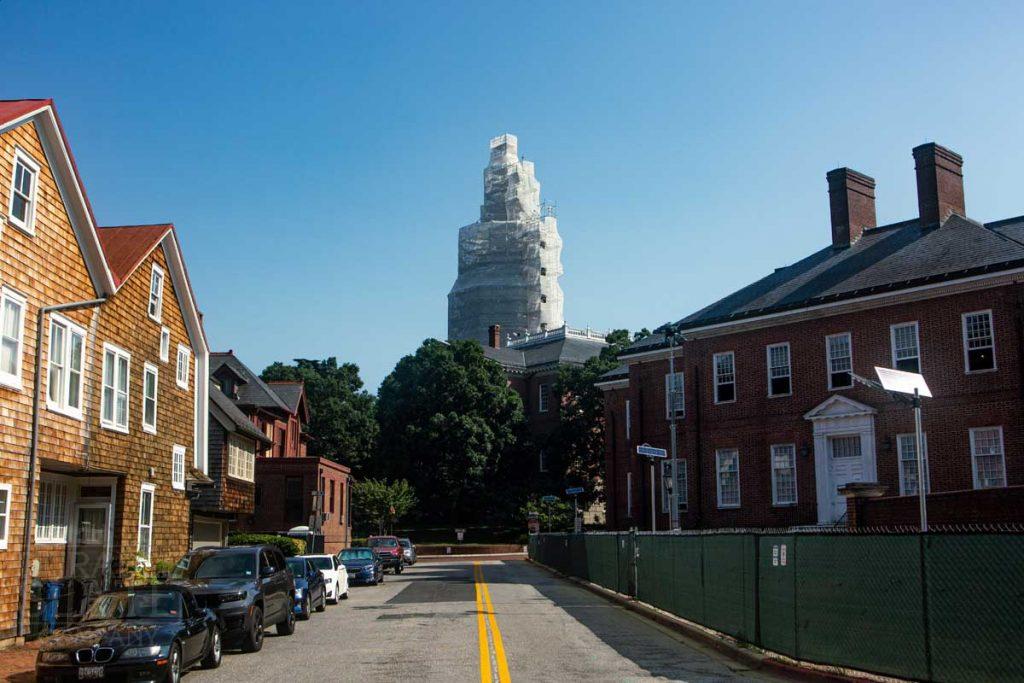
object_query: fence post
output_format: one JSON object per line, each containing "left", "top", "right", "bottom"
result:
{"left": 919, "top": 533, "right": 933, "bottom": 681}
{"left": 753, "top": 533, "right": 761, "bottom": 647}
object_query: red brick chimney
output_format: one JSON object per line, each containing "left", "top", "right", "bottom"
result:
{"left": 827, "top": 167, "right": 876, "bottom": 248}
{"left": 913, "top": 143, "right": 964, "bottom": 226}
{"left": 488, "top": 324, "right": 502, "bottom": 348}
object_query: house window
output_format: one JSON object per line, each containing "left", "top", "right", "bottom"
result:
{"left": 626, "top": 472, "right": 633, "bottom": 517}
{"left": 970, "top": 427, "right": 1006, "bottom": 489}
{"left": 767, "top": 343, "right": 792, "bottom": 397}
{"left": 7, "top": 149, "right": 40, "bottom": 233}
{"left": 891, "top": 322, "right": 921, "bottom": 374}
{"left": 148, "top": 264, "right": 165, "bottom": 322}
{"left": 46, "top": 315, "right": 86, "bottom": 418}
{"left": 329, "top": 480, "right": 336, "bottom": 514}
{"left": 897, "top": 433, "right": 929, "bottom": 496}
{"left": 142, "top": 363, "right": 158, "bottom": 434}
{"left": 625, "top": 399, "right": 631, "bottom": 441}
{"left": 962, "top": 311, "right": 995, "bottom": 372}
{"left": 830, "top": 435, "right": 862, "bottom": 459}
{"left": 538, "top": 449, "right": 548, "bottom": 472}
{"left": 770, "top": 444, "right": 797, "bottom": 506}
{"left": 0, "top": 288, "right": 27, "bottom": 389}
{"left": 538, "top": 384, "right": 549, "bottom": 413}
{"left": 676, "top": 459, "right": 688, "bottom": 512}
{"left": 101, "top": 344, "right": 131, "bottom": 432}
{"left": 227, "top": 435, "right": 255, "bottom": 482}
{"left": 713, "top": 352, "right": 736, "bottom": 403}
{"left": 716, "top": 448, "right": 740, "bottom": 508}
{"left": 664, "top": 372, "right": 685, "bottom": 418}
{"left": 0, "top": 483, "right": 10, "bottom": 550}
{"left": 176, "top": 345, "right": 190, "bottom": 389}
{"left": 35, "top": 479, "right": 69, "bottom": 543}
{"left": 827, "top": 333, "right": 853, "bottom": 389}
{"left": 172, "top": 445, "right": 186, "bottom": 490}
{"left": 137, "top": 484, "right": 155, "bottom": 564}
{"left": 159, "top": 327, "right": 170, "bottom": 363}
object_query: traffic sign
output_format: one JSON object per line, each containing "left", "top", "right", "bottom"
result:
{"left": 565, "top": 487, "right": 585, "bottom": 495}
{"left": 540, "top": 495, "right": 559, "bottom": 503}
{"left": 636, "top": 443, "right": 668, "bottom": 458}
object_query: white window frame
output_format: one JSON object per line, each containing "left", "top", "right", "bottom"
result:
{"left": 826, "top": 332, "right": 853, "bottom": 390}
{"left": 159, "top": 327, "right": 170, "bottom": 363}
{"left": 0, "top": 287, "right": 27, "bottom": 390}
{"left": 137, "top": 483, "right": 155, "bottom": 565}
{"left": 969, "top": 426, "right": 1007, "bottom": 490}
{"left": 176, "top": 344, "right": 190, "bottom": 390}
{"left": 45, "top": 314, "right": 87, "bottom": 419}
{"left": 0, "top": 483, "right": 12, "bottom": 550}
{"left": 962, "top": 310, "right": 996, "bottom": 374}
{"left": 766, "top": 342, "right": 792, "bottom": 397}
{"left": 227, "top": 435, "right": 256, "bottom": 482}
{"left": 142, "top": 362, "right": 159, "bottom": 434}
{"left": 172, "top": 444, "right": 186, "bottom": 490}
{"left": 897, "top": 433, "right": 930, "bottom": 496}
{"left": 34, "top": 478, "right": 69, "bottom": 544}
{"left": 624, "top": 399, "right": 631, "bottom": 441}
{"left": 665, "top": 371, "right": 685, "bottom": 418}
{"left": 770, "top": 444, "right": 798, "bottom": 506}
{"left": 7, "top": 147, "right": 41, "bottom": 234}
{"left": 537, "top": 383, "right": 549, "bottom": 413}
{"left": 148, "top": 264, "right": 165, "bottom": 323}
{"left": 890, "top": 322, "right": 921, "bottom": 374}
{"left": 101, "top": 343, "right": 131, "bottom": 433}
{"left": 626, "top": 472, "right": 633, "bottom": 517}
{"left": 713, "top": 351, "right": 736, "bottom": 404}
{"left": 716, "top": 448, "right": 741, "bottom": 509}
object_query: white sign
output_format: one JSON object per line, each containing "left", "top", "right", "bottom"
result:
{"left": 780, "top": 544, "right": 788, "bottom": 566}
{"left": 772, "top": 545, "right": 779, "bottom": 567}
{"left": 875, "top": 366, "right": 932, "bottom": 398}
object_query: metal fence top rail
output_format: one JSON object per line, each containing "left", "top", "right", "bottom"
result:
{"left": 534, "top": 522, "right": 1024, "bottom": 537}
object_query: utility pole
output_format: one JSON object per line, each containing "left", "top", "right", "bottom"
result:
{"left": 913, "top": 387, "right": 928, "bottom": 532}
{"left": 665, "top": 323, "right": 681, "bottom": 531}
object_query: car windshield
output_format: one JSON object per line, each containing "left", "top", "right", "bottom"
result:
{"left": 286, "top": 558, "right": 308, "bottom": 577}
{"left": 341, "top": 549, "right": 373, "bottom": 561}
{"left": 369, "top": 538, "right": 397, "bottom": 548}
{"left": 399, "top": 540, "right": 411, "bottom": 548}
{"left": 171, "top": 552, "right": 256, "bottom": 579}
{"left": 306, "top": 556, "right": 334, "bottom": 570}
{"left": 83, "top": 591, "right": 181, "bottom": 621}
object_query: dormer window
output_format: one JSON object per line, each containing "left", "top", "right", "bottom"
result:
{"left": 148, "top": 264, "right": 165, "bottom": 322}
{"left": 7, "top": 149, "right": 40, "bottom": 234}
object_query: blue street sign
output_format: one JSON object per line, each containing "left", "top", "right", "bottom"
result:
{"left": 636, "top": 443, "right": 668, "bottom": 459}
{"left": 540, "top": 495, "right": 559, "bottom": 503}
{"left": 565, "top": 487, "right": 585, "bottom": 495}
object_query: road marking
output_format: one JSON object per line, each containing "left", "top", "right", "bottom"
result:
{"left": 474, "top": 562, "right": 511, "bottom": 683}
{"left": 474, "top": 563, "right": 493, "bottom": 683}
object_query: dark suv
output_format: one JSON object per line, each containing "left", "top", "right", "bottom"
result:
{"left": 170, "top": 545, "right": 296, "bottom": 652}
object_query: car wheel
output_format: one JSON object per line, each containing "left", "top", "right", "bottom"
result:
{"left": 277, "top": 603, "right": 296, "bottom": 636}
{"left": 299, "top": 595, "right": 311, "bottom": 620}
{"left": 165, "top": 642, "right": 182, "bottom": 683}
{"left": 341, "top": 588, "right": 349, "bottom": 600}
{"left": 243, "top": 606, "right": 264, "bottom": 653}
{"left": 201, "top": 627, "right": 222, "bottom": 669}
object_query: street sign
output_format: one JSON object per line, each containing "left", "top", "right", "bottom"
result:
{"left": 565, "top": 486, "right": 585, "bottom": 495}
{"left": 540, "top": 495, "right": 558, "bottom": 503}
{"left": 875, "top": 366, "right": 932, "bottom": 397}
{"left": 636, "top": 443, "right": 668, "bottom": 458}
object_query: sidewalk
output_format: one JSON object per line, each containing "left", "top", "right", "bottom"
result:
{"left": 0, "top": 640, "right": 39, "bottom": 682}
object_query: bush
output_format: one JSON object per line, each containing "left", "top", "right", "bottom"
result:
{"left": 227, "top": 533, "right": 306, "bottom": 557}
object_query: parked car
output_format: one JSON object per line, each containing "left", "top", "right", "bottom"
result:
{"left": 287, "top": 556, "right": 327, "bottom": 619}
{"left": 368, "top": 536, "right": 404, "bottom": 573}
{"left": 338, "top": 547, "right": 384, "bottom": 585}
{"left": 301, "top": 554, "right": 349, "bottom": 603}
{"left": 169, "top": 545, "right": 296, "bottom": 652}
{"left": 36, "top": 585, "right": 221, "bottom": 683}
{"left": 398, "top": 538, "right": 417, "bottom": 565}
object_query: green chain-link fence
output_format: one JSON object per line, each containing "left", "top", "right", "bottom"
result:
{"left": 528, "top": 530, "right": 1024, "bottom": 682}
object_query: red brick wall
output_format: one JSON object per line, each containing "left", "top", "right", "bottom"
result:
{"left": 854, "top": 485, "right": 1024, "bottom": 527}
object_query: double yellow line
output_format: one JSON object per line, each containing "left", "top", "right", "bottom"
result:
{"left": 473, "top": 562, "right": 511, "bottom": 683}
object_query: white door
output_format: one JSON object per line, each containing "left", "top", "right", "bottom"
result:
{"left": 827, "top": 435, "right": 865, "bottom": 521}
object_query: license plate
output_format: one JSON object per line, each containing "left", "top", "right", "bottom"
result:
{"left": 78, "top": 666, "right": 105, "bottom": 680}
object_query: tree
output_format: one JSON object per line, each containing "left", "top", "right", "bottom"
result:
{"left": 352, "top": 478, "right": 417, "bottom": 535}
{"left": 261, "top": 358, "right": 378, "bottom": 474}
{"left": 519, "top": 495, "right": 573, "bottom": 533}
{"left": 376, "top": 338, "right": 524, "bottom": 525}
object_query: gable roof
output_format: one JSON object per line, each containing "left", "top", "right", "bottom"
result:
{"left": 209, "top": 380, "right": 273, "bottom": 444}
{"left": 96, "top": 224, "right": 173, "bottom": 286}
{"left": 210, "top": 352, "right": 294, "bottom": 415}
{"left": 266, "top": 381, "right": 308, "bottom": 421}
{"left": 483, "top": 334, "right": 607, "bottom": 373}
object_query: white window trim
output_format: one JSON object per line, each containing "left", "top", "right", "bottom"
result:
{"left": 537, "top": 383, "right": 549, "bottom": 413}
{"left": 624, "top": 399, "right": 631, "bottom": 441}
{"left": 826, "top": 332, "right": 853, "bottom": 390}
{"left": 664, "top": 372, "right": 685, "bottom": 419}
{"left": 969, "top": 426, "right": 1007, "bottom": 490}
{"left": 176, "top": 344, "right": 190, "bottom": 390}
{"left": 34, "top": 478, "right": 70, "bottom": 544}
{"left": 46, "top": 314, "right": 86, "bottom": 420}
{"left": 172, "top": 445, "right": 186, "bottom": 490}
{"left": 137, "top": 483, "right": 156, "bottom": 566}
{"left": 715, "top": 448, "right": 741, "bottom": 509}
{"left": 890, "top": 321, "right": 921, "bottom": 373}
{"left": 766, "top": 342, "right": 792, "bottom": 398}
{"left": 713, "top": 351, "right": 737, "bottom": 405}
{"left": 7, "top": 147, "right": 41, "bottom": 235}
{"left": 142, "top": 362, "right": 159, "bottom": 434}
{"left": 770, "top": 444, "right": 798, "bottom": 506}
{"left": 962, "top": 310, "right": 997, "bottom": 374}
{"left": 101, "top": 342, "right": 131, "bottom": 433}
{"left": 148, "top": 264, "right": 165, "bottom": 323}
{"left": 0, "top": 482, "right": 12, "bottom": 550}
{"left": 896, "top": 433, "right": 930, "bottom": 496}
{"left": 159, "top": 327, "right": 170, "bottom": 363}
{"left": 0, "top": 287, "right": 28, "bottom": 390}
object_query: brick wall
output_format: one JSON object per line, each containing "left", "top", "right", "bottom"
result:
{"left": 853, "top": 485, "right": 1024, "bottom": 527}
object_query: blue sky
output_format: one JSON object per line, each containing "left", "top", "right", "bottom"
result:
{"left": 7, "top": 1, "right": 1024, "bottom": 391}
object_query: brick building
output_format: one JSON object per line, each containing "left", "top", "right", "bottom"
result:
{"left": 600, "top": 142, "right": 1024, "bottom": 531}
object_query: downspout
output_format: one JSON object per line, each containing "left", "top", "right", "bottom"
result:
{"left": 18, "top": 297, "right": 107, "bottom": 638}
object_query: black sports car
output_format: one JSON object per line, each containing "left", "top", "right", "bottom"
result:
{"left": 36, "top": 585, "right": 221, "bottom": 683}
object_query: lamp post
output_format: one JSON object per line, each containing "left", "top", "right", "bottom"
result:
{"left": 664, "top": 323, "right": 682, "bottom": 532}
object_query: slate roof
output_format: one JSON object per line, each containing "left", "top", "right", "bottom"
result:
{"left": 483, "top": 335, "right": 607, "bottom": 372}
{"left": 625, "top": 214, "right": 1024, "bottom": 355}
{"left": 96, "top": 224, "right": 173, "bottom": 286}
{"left": 597, "top": 364, "right": 629, "bottom": 382}
{"left": 266, "top": 381, "right": 304, "bottom": 414}
{"left": 210, "top": 352, "right": 293, "bottom": 414}
{"left": 209, "top": 380, "right": 272, "bottom": 443}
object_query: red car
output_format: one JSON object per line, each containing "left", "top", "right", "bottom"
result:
{"left": 368, "top": 536, "right": 404, "bottom": 574}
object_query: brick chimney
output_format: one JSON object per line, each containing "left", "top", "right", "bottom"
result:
{"left": 913, "top": 143, "right": 964, "bottom": 226}
{"left": 488, "top": 324, "right": 502, "bottom": 348}
{"left": 827, "top": 167, "right": 877, "bottom": 248}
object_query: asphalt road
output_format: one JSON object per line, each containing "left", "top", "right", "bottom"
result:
{"left": 187, "top": 559, "right": 782, "bottom": 682}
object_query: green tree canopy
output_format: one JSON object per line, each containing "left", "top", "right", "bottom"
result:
{"left": 519, "top": 495, "right": 573, "bottom": 533}
{"left": 352, "top": 478, "right": 417, "bottom": 535}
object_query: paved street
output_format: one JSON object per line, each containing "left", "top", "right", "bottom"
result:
{"left": 189, "top": 559, "right": 781, "bottom": 683}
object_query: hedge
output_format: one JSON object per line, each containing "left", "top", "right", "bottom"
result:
{"left": 227, "top": 533, "right": 306, "bottom": 557}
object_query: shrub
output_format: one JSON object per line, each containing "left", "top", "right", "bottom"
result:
{"left": 227, "top": 533, "right": 306, "bottom": 556}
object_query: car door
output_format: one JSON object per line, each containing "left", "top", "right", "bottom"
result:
{"left": 272, "top": 549, "right": 292, "bottom": 618}
{"left": 179, "top": 592, "right": 206, "bottom": 664}
{"left": 307, "top": 559, "right": 323, "bottom": 602}
{"left": 259, "top": 550, "right": 281, "bottom": 621}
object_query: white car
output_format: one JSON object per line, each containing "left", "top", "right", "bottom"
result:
{"left": 302, "top": 554, "right": 349, "bottom": 603}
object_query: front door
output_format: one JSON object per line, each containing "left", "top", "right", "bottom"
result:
{"left": 827, "top": 435, "right": 865, "bottom": 520}
{"left": 73, "top": 505, "right": 109, "bottom": 586}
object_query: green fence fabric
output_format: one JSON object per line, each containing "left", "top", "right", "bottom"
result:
{"left": 758, "top": 535, "right": 796, "bottom": 658}
{"left": 701, "top": 535, "right": 757, "bottom": 642}
{"left": 669, "top": 535, "right": 704, "bottom": 624}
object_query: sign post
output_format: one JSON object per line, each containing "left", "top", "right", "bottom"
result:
{"left": 540, "top": 495, "right": 558, "bottom": 532}
{"left": 664, "top": 323, "right": 682, "bottom": 532}
{"left": 566, "top": 487, "right": 585, "bottom": 533}
{"left": 875, "top": 367, "right": 932, "bottom": 532}
{"left": 636, "top": 444, "right": 668, "bottom": 532}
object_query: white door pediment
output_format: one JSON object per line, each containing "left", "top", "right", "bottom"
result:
{"left": 804, "top": 395, "right": 877, "bottom": 421}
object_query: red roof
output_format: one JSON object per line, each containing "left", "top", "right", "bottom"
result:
{"left": 96, "top": 224, "right": 173, "bottom": 286}
{"left": 0, "top": 99, "right": 52, "bottom": 127}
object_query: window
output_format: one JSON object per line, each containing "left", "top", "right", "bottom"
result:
{"left": 714, "top": 352, "right": 736, "bottom": 403}
{"left": 35, "top": 479, "right": 69, "bottom": 543}
{"left": 890, "top": 322, "right": 921, "bottom": 374}
{"left": 716, "top": 449, "right": 740, "bottom": 508}
{"left": 897, "top": 434, "right": 930, "bottom": 496}
{"left": 770, "top": 444, "right": 797, "bottom": 506}
{"left": 626, "top": 472, "right": 633, "bottom": 517}
{"left": 148, "top": 264, "right": 165, "bottom": 322}
{"left": 830, "top": 435, "right": 862, "bottom": 459}
{"left": 137, "top": 484, "right": 155, "bottom": 564}
{"left": 962, "top": 311, "right": 995, "bottom": 372}
{"left": 537, "top": 383, "right": 549, "bottom": 412}
{"left": 827, "top": 333, "right": 853, "bottom": 389}
{"left": 176, "top": 345, "right": 190, "bottom": 389}
{"left": 664, "top": 372, "right": 685, "bottom": 418}
{"left": 970, "top": 427, "right": 1006, "bottom": 489}
{"left": 0, "top": 483, "right": 11, "bottom": 550}
{"left": 227, "top": 435, "right": 255, "bottom": 482}
{"left": 625, "top": 399, "right": 631, "bottom": 441}
{"left": 46, "top": 315, "right": 85, "bottom": 418}
{"left": 0, "top": 288, "right": 27, "bottom": 389}
{"left": 540, "top": 267, "right": 547, "bottom": 276}
{"left": 159, "top": 327, "right": 170, "bottom": 363}
{"left": 767, "top": 343, "right": 792, "bottom": 397}
{"left": 142, "top": 363, "right": 158, "bottom": 434}
{"left": 7, "top": 149, "right": 40, "bottom": 233}
{"left": 172, "top": 444, "right": 186, "bottom": 490}
{"left": 676, "top": 459, "right": 688, "bottom": 512}
{"left": 101, "top": 344, "right": 131, "bottom": 432}
{"left": 329, "top": 480, "right": 336, "bottom": 514}
{"left": 538, "top": 449, "right": 548, "bottom": 472}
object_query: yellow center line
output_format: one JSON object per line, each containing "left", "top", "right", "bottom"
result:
{"left": 474, "top": 564, "right": 493, "bottom": 683}
{"left": 474, "top": 562, "right": 512, "bottom": 683}
{"left": 479, "top": 565, "right": 512, "bottom": 683}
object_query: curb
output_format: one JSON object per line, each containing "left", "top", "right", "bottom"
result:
{"left": 419, "top": 552, "right": 527, "bottom": 559}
